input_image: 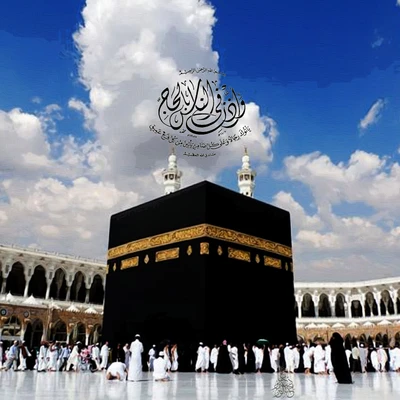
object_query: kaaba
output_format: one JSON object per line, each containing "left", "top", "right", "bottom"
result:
{"left": 103, "top": 181, "right": 297, "bottom": 349}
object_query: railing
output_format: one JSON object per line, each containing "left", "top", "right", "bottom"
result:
{"left": 0, "top": 243, "right": 106, "bottom": 265}
{"left": 297, "top": 315, "right": 400, "bottom": 324}
{"left": 0, "top": 293, "right": 104, "bottom": 312}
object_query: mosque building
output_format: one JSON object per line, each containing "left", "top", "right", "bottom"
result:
{"left": 1, "top": 150, "right": 400, "bottom": 348}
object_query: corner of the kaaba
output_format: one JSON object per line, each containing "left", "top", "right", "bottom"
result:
{"left": 102, "top": 180, "right": 297, "bottom": 350}
{"left": 103, "top": 181, "right": 212, "bottom": 349}
{"left": 201, "top": 182, "right": 297, "bottom": 346}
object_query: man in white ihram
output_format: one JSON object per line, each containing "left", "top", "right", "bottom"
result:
{"left": 153, "top": 351, "right": 170, "bottom": 382}
{"left": 106, "top": 361, "right": 127, "bottom": 381}
{"left": 128, "top": 334, "right": 143, "bottom": 381}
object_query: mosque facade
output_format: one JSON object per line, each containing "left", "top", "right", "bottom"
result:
{"left": 1, "top": 150, "right": 398, "bottom": 348}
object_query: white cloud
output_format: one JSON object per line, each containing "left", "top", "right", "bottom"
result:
{"left": 0, "top": 0, "right": 275, "bottom": 264}
{"left": 281, "top": 150, "right": 400, "bottom": 281}
{"left": 38, "top": 104, "right": 63, "bottom": 134}
{"left": 0, "top": 210, "right": 7, "bottom": 224}
{"left": 31, "top": 97, "right": 42, "bottom": 104}
{"left": 273, "top": 191, "right": 323, "bottom": 231}
{"left": 358, "top": 98, "right": 386, "bottom": 131}
{"left": 39, "top": 225, "right": 60, "bottom": 238}
{"left": 371, "top": 36, "right": 384, "bottom": 48}
{"left": 68, "top": 98, "right": 96, "bottom": 130}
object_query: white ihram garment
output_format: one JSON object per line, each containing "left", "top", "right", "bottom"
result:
{"left": 100, "top": 345, "right": 109, "bottom": 369}
{"left": 195, "top": 346, "right": 206, "bottom": 371}
{"left": 128, "top": 339, "right": 143, "bottom": 381}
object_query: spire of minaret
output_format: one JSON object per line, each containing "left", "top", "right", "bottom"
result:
{"left": 162, "top": 148, "right": 182, "bottom": 195}
{"left": 237, "top": 147, "right": 256, "bottom": 198}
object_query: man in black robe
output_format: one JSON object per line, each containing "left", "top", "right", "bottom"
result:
{"left": 329, "top": 332, "right": 353, "bottom": 384}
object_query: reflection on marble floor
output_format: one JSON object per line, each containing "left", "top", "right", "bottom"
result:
{"left": 2, "top": 371, "right": 400, "bottom": 399}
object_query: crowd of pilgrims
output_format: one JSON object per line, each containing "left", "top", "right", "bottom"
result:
{"left": 1, "top": 333, "right": 400, "bottom": 381}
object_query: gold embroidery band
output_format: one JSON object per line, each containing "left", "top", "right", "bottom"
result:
{"left": 264, "top": 256, "right": 281, "bottom": 269}
{"left": 121, "top": 256, "right": 139, "bottom": 270}
{"left": 155, "top": 247, "right": 180, "bottom": 262}
{"left": 200, "top": 242, "right": 209, "bottom": 255}
{"left": 107, "top": 224, "right": 292, "bottom": 260}
{"left": 228, "top": 247, "right": 251, "bottom": 262}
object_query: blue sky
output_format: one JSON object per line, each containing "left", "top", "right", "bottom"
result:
{"left": 1, "top": 0, "right": 400, "bottom": 281}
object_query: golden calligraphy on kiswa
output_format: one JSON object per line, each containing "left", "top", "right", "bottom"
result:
{"left": 227, "top": 247, "right": 251, "bottom": 262}
{"left": 107, "top": 224, "right": 292, "bottom": 260}
{"left": 200, "top": 242, "right": 209, "bottom": 255}
{"left": 155, "top": 247, "right": 180, "bottom": 263}
{"left": 121, "top": 256, "right": 139, "bottom": 270}
{"left": 264, "top": 256, "right": 281, "bottom": 269}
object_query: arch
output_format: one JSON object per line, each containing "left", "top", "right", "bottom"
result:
{"left": 351, "top": 300, "right": 363, "bottom": 318}
{"left": 359, "top": 334, "right": 367, "bottom": 344}
{"left": 294, "top": 300, "right": 299, "bottom": 318}
{"left": 89, "top": 274, "right": 104, "bottom": 305}
{"left": 50, "top": 320, "right": 67, "bottom": 342}
{"left": 0, "top": 260, "right": 3, "bottom": 293}
{"left": 2, "top": 316, "right": 22, "bottom": 339}
{"left": 297, "top": 335, "right": 305, "bottom": 344}
{"left": 318, "top": 294, "right": 331, "bottom": 317}
{"left": 89, "top": 324, "right": 102, "bottom": 345}
{"left": 344, "top": 334, "right": 352, "bottom": 350}
{"left": 70, "top": 271, "right": 86, "bottom": 303}
{"left": 395, "top": 332, "right": 400, "bottom": 345}
{"left": 380, "top": 290, "right": 395, "bottom": 316}
{"left": 397, "top": 289, "right": 400, "bottom": 314}
{"left": 313, "top": 336, "right": 325, "bottom": 343}
{"left": 365, "top": 291, "right": 378, "bottom": 316}
{"left": 24, "top": 319, "right": 43, "bottom": 348}
{"left": 71, "top": 322, "right": 86, "bottom": 344}
{"left": 301, "top": 293, "right": 315, "bottom": 317}
{"left": 49, "top": 268, "right": 67, "bottom": 300}
{"left": 375, "top": 333, "right": 383, "bottom": 346}
{"left": 335, "top": 293, "right": 346, "bottom": 317}
{"left": 28, "top": 265, "right": 47, "bottom": 298}
{"left": 383, "top": 334, "right": 389, "bottom": 347}
{"left": 5, "top": 262, "right": 26, "bottom": 296}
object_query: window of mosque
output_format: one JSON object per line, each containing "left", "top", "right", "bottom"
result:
{"left": 251, "top": 176, "right": 254, "bottom": 181}
{"left": 239, "top": 175, "right": 243, "bottom": 181}
{"left": 164, "top": 175, "right": 168, "bottom": 180}
{"left": 2, "top": 316, "right": 21, "bottom": 338}
{"left": 169, "top": 174, "right": 174, "bottom": 180}
{"left": 245, "top": 175, "right": 249, "bottom": 180}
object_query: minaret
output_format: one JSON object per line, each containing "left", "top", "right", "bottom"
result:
{"left": 162, "top": 147, "right": 182, "bottom": 195}
{"left": 237, "top": 147, "right": 256, "bottom": 197}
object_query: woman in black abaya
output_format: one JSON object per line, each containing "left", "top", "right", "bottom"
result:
{"left": 329, "top": 332, "right": 353, "bottom": 384}
{"left": 245, "top": 343, "right": 256, "bottom": 372}
{"left": 261, "top": 346, "right": 274, "bottom": 373}
{"left": 216, "top": 340, "right": 232, "bottom": 373}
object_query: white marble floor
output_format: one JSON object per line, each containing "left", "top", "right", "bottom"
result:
{"left": 1, "top": 371, "right": 400, "bottom": 399}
